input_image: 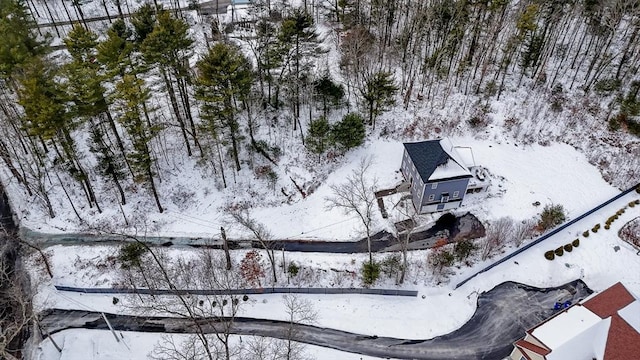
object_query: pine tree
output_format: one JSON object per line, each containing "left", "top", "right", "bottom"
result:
{"left": 141, "top": 9, "right": 199, "bottom": 156}
{"left": 0, "top": 0, "right": 47, "bottom": 81}
{"left": 113, "top": 74, "right": 163, "bottom": 213}
{"left": 278, "top": 8, "right": 323, "bottom": 132}
{"left": 131, "top": 3, "right": 156, "bottom": 45}
{"left": 331, "top": 112, "right": 365, "bottom": 151}
{"left": 196, "top": 43, "right": 254, "bottom": 174}
{"left": 313, "top": 73, "right": 344, "bottom": 117}
{"left": 17, "top": 58, "right": 101, "bottom": 212}
{"left": 253, "top": 19, "right": 283, "bottom": 108}
{"left": 360, "top": 71, "right": 397, "bottom": 129}
{"left": 306, "top": 116, "right": 331, "bottom": 156}
{"left": 64, "top": 25, "right": 132, "bottom": 192}
{"left": 96, "top": 19, "right": 134, "bottom": 77}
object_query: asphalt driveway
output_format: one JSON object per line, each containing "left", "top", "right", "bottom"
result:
{"left": 40, "top": 280, "right": 591, "bottom": 360}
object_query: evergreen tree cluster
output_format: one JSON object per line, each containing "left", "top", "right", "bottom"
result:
{"left": 0, "top": 0, "right": 639, "bottom": 219}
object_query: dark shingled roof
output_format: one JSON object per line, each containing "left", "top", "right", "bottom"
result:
{"left": 403, "top": 140, "right": 471, "bottom": 182}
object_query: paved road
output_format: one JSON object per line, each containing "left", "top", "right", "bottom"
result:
{"left": 39, "top": 280, "right": 591, "bottom": 360}
{"left": 21, "top": 212, "right": 485, "bottom": 253}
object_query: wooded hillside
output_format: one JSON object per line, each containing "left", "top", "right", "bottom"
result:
{"left": 0, "top": 0, "right": 638, "bottom": 223}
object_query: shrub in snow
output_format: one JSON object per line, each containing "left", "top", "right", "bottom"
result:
{"left": 572, "top": 239, "right": 580, "bottom": 247}
{"left": 564, "top": 243, "right": 573, "bottom": 252}
{"left": 380, "top": 254, "right": 402, "bottom": 279}
{"left": 428, "top": 245, "right": 456, "bottom": 276}
{"left": 554, "top": 247, "right": 564, "bottom": 256}
{"left": 630, "top": 201, "right": 636, "bottom": 208}
{"left": 118, "top": 242, "right": 148, "bottom": 269}
{"left": 635, "top": 199, "right": 640, "bottom": 204}
{"left": 287, "top": 262, "right": 300, "bottom": 277}
{"left": 361, "top": 261, "right": 381, "bottom": 286}
{"left": 592, "top": 224, "right": 600, "bottom": 233}
{"left": 544, "top": 251, "right": 555, "bottom": 260}
{"left": 636, "top": 186, "right": 640, "bottom": 194}
{"left": 240, "top": 250, "right": 265, "bottom": 288}
{"left": 538, "top": 204, "right": 566, "bottom": 231}
{"left": 605, "top": 224, "right": 611, "bottom": 230}
{"left": 306, "top": 116, "right": 332, "bottom": 156}
{"left": 583, "top": 230, "right": 590, "bottom": 238}
{"left": 454, "top": 239, "right": 477, "bottom": 261}
{"left": 594, "top": 78, "right": 622, "bottom": 94}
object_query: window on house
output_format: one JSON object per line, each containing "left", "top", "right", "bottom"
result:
{"left": 428, "top": 194, "right": 435, "bottom": 201}
{"left": 431, "top": 183, "right": 438, "bottom": 189}
{"left": 453, "top": 191, "right": 459, "bottom": 198}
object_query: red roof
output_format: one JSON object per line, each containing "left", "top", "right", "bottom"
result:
{"left": 515, "top": 339, "right": 551, "bottom": 356}
{"left": 603, "top": 314, "right": 640, "bottom": 360}
{"left": 583, "top": 282, "right": 635, "bottom": 319}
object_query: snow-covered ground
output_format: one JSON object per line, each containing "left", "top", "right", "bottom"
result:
{"left": 7, "top": 1, "right": 639, "bottom": 359}
{"left": 27, "top": 140, "right": 640, "bottom": 359}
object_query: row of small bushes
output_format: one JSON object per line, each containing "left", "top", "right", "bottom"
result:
{"left": 545, "top": 239, "right": 580, "bottom": 260}
{"left": 603, "top": 200, "right": 639, "bottom": 230}
{"left": 545, "top": 197, "right": 639, "bottom": 260}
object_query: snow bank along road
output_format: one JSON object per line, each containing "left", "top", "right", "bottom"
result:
{"left": 39, "top": 280, "right": 591, "bottom": 360}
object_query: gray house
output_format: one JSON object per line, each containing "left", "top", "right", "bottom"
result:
{"left": 400, "top": 138, "right": 474, "bottom": 213}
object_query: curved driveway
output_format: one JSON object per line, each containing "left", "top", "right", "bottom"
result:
{"left": 39, "top": 280, "right": 591, "bottom": 360}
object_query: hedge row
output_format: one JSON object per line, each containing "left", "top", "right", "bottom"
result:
{"left": 545, "top": 239, "right": 580, "bottom": 260}
{"left": 545, "top": 198, "right": 639, "bottom": 261}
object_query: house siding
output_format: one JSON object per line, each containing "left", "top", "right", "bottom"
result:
{"left": 401, "top": 149, "right": 422, "bottom": 211}
{"left": 421, "top": 178, "right": 470, "bottom": 207}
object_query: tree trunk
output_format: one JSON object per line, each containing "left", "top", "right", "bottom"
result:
{"left": 104, "top": 110, "right": 134, "bottom": 177}
{"left": 41, "top": 0, "right": 60, "bottom": 37}
{"left": 146, "top": 163, "right": 163, "bottom": 213}
{"left": 221, "top": 226, "right": 232, "bottom": 270}
{"left": 161, "top": 68, "right": 192, "bottom": 156}
{"left": 101, "top": 0, "right": 112, "bottom": 23}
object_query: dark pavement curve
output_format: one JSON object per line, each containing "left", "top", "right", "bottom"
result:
{"left": 39, "top": 280, "right": 591, "bottom": 360}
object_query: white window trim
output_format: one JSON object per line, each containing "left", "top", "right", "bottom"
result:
{"left": 431, "top": 183, "right": 438, "bottom": 189}
{"left": 428, "top": 194, "right": 435, "bottom": 201}
{"left": 453, "top": 191, "right": 459, "bottom": 198}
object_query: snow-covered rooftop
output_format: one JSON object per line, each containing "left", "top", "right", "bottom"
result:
{"left": 619, "top": 300, "right": 640, "bottom": 334}
{"left": 428, "top": 139, "right": 472, "bottom": 181}
{"left": 545, "top": 317, "right": 609, "bottom": 360}
{"left": 531, "top": 304, "right": 601, "bottom": 349}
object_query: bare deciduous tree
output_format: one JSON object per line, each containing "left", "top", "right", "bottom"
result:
{"left": 118, "top": 236, "right": 248, "bottom": 360}
{"left": 0, "top": 240, "right": 33, "bottom": 360}
{"left": 282, "top": 294, "right": 317, "bottom": 360}
{"left": 231, "top": 208, "right": 278, "bottom": 284}
{"left": 325, "top": 156, "right": 378, "bottom": 266}
{"left": 392, "top": 196, "right": 417, "bottom": 284}
{"left": 481, "top": 217, "right": 514, "bottom": 260}
{"left": 512, "top": 218, "right": 538, "bottom": 247}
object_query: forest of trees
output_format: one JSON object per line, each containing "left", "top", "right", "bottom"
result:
{"left": 1, "top": 0, "right": 639, "bottom": 219}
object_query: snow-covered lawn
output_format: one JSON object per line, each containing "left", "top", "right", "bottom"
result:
{"left": 30, "top": 190, "right": 640, "bottom": 359}
{"left": 15, "top": 136, "right": 624, "bottom": 244}
{"left": 27, "top": 150, "right": 640, "bottom": 359}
